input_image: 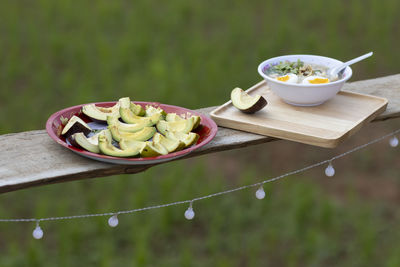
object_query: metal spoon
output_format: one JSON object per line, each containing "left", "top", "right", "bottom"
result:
{"left": 329, "top": 52, "right": 373, "bottom": 80}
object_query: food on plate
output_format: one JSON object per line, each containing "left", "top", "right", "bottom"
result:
{"left": 109, "top": 125, "right": 156, "bottom": 142}
{"left": 230, "top": 87, "right": 267, "bottom": 114}
{"left": 67, "top": 130, "right": 109, "bottom": 154}
{"left": 98, "top": 130, "right": 142, "bottom": 157}
{"left": 153, "top": 132, "right": 185, "bottom": 152}
{"left": 61, "top": 115, "right": 92, "bottom": 137}
{"left": 119, "top": 98, "right": 162, "bottom": 125}
{"left": 62, "top": 97, "right": 202, "bottom": 158}
{"left": 264, "top": 59, "right": 334, "bottom": 84}
{"left": 165, "top": 131, "right": 199, "bottom": 147}
{"left": 82, "top": 103, "right": 120, "bottom": 121}
{"left": 156, "top": 117, "right": 195, "bottom": 135}
{"left": 107, "top": 115, "right": 146, "bottom": 133}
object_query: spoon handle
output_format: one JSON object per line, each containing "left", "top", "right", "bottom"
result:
{"left": 341, "top": 52, "right": 373, "bottom": 68}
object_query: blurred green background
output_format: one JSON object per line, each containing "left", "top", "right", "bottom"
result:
{"left": 0, "top": 0, "right": 400, "bottom": 266}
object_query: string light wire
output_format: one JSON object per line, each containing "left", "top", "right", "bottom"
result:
{"left": 0, "top": 128, "right": 398, "bottom": 224}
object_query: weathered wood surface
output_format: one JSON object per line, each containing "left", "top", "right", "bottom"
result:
{"left": 1, "top": 74, "right": 399, "bottom": 194}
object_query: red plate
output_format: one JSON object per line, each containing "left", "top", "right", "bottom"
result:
{"left": 46, "top": 101, "right": 218, "bottom": 165}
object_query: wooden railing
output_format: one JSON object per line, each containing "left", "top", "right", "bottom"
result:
{"left": 1, "top": 74, "right": 399, "bottom": 194}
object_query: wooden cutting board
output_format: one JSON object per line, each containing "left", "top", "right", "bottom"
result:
{"left": 210, "top": 81, "right": 388, "bottom": 148}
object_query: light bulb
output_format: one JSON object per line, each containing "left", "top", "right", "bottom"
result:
{"left": 389, "top": 136, "right": 398, "bottom": 147}
{"left": 33, "top": 225, "right": 43, "bottom": 239}
{"left": 325, "top": 163, "right": 335, "bottom": 177}
{"left": 184, "top": 206, "right": 195, "bottom": 220}
{"left": 255, "top": 187, "right": 266, "bottom": 199}
{"left": 108, "top": 215, "right": 119, "bottom": 227}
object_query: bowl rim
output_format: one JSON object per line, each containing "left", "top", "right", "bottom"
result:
{"left": 257, "top": 54, "right": 353, "bottom": 87}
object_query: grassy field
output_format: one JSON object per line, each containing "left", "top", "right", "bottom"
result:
{"left": 0, "top": 0, "right": 400, "bottom": 266}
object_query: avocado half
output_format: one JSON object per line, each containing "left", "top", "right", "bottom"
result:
{"left": 230, "top": 87, "right": 267, "bottom": 114}
{"left": 61, "top": 115, "right": 92, "bottom": 138}
{"left": 82, "top": 103, "right": 120, "bottom": 121}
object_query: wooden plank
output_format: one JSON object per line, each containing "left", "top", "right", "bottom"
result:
{"left": 210, "top": 82, "right": 388, "bottom": 148}
{"left": 0, "top": 74, "right": 400, "bottom": 194}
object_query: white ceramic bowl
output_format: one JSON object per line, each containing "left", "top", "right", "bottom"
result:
{"left": 257, "top": 55, "right": 352, "bottom": 106}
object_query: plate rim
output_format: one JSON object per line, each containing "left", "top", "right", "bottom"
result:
{"left": 46, "top": 101, "right": 218, "bottom": 164}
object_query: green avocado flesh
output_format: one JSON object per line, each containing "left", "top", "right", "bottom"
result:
{"left": 166, "top": 113, "right": 201, "bottom": 130}
{"left": 119, "top": 139, "right": 168, "bottom": 157}
{"left": 107, "top": 116, "right": 146, "bottom": 133}
{"left": 120, "top": 107, "right": 161, "bottom": 125}
{"left": 145, "top": 105, "right": 166, "bottom": 118}
{"left": 153, "top": 133, "right": 184, "bottom": 152}
{"left": 165, "top": 131, "right": 199, "bottom": 147}
{"left": 109, "top": 125, "right": 156, "bottom": 142}
{"left": 82, "top": 103, "right": 120, "bottom": 121}
{"left": 118, "top": 97, "right": 145, "bottom": 116}
{"left": 69, "top": 130, "right": 110, "bottom": 153}
{"left": 156, "top": 117, "right": 195, "bottom": 135}
{"left": 140, "top": 142, "right": 169, "bottom": 157}
{"left": 98, "top": 130, "right": 141, "bottom": 157}
{"left": 69, "top": 97, "right": 203, "bottom": 158}
{"left": 230, "top": 87, "right": 267, "bottom": 114}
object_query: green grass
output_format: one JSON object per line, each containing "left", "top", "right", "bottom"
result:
{"left": 0, "top": 0, "right": 400, "bottom": 266}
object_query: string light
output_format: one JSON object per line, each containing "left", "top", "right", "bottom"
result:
{"left": 32, "top": 221, "right": 43, "bottom": 239}
{"left": 0, "top": 128, "right": 398, "bottom": 239}
{"left": 255, "top": 186, "right": 266, "bottom": 199}
{"left": 325, "top": 162, "right": 335, "bottom": 177}
{"left": 184, "top": 202, "right": 195, "bottom": 220}
{"left": 108, "top": 214, "right": 119, "bottom": 227}
{"left": 389, "top": 136, "right": 398, "bottom": 147}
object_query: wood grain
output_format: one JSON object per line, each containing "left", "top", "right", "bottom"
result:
{"left": 210, "top": 81, "right": 388, "bottom": 148}
{"left": 0, "top": 74, "right": 400, "bottom": 194}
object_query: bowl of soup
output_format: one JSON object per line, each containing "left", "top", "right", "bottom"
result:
{"left": 257, "top": 55, "right": 352, "bottom": 106}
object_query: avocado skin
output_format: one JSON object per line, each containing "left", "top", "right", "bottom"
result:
{"left": 240, "top": 97, "right": 267, "bottom": 114}
{"left": 61, "top": 116, "right": 91, "bottom": 138}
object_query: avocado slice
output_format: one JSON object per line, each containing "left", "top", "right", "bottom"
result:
{"left": 61, "top": 115, "right": 92, "bottom": 138}
{"left": 191, "top": 116, "right": 201, "bottom": 130}
{"left": 145, "top": 105, "right": 167, "bottom": 118}
{"left": 109, "top": 125, "right": 156, "bottom": 142}
{"left": 165, "top": 113, "right": 184, "bottom": 122}
{"left": 165, "top": 132, "right": 199, "bottom": 147}
{"left": 67, "top": 130, "right": 109, "bottom": 153}
{"left": 153, "top": 132, "right": 185, "bottom": 152}
{"left": 140, "top": 141, "right": 169, "bottom": 157}
{"left": 119, "top": 138, "right": 168, "bottom": 157}
{"left": 120, "top": 107, "right": 162, "bottom": 126}
{"left": 119, "top": 139, "right": 146, "bottom": 151}
{"left": 156, "top": 117, "right": 195, "bottom": 135}
{"left": 107, "top": 115, "right": 146, "bottom": 133}
{"left": 119, "top": 97, "right": 145, "bottom": 116}
{"left": 98, "top": 130, "right": 141, "bottom": 157}
{"left": 165, "top": 113, "right": 201, "bottom": 130}
{"left": 231, "top": 87, "right": 267, "bottom": 114}
{"left": 82, "top": 103, "right": 120, "bottom": 121}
